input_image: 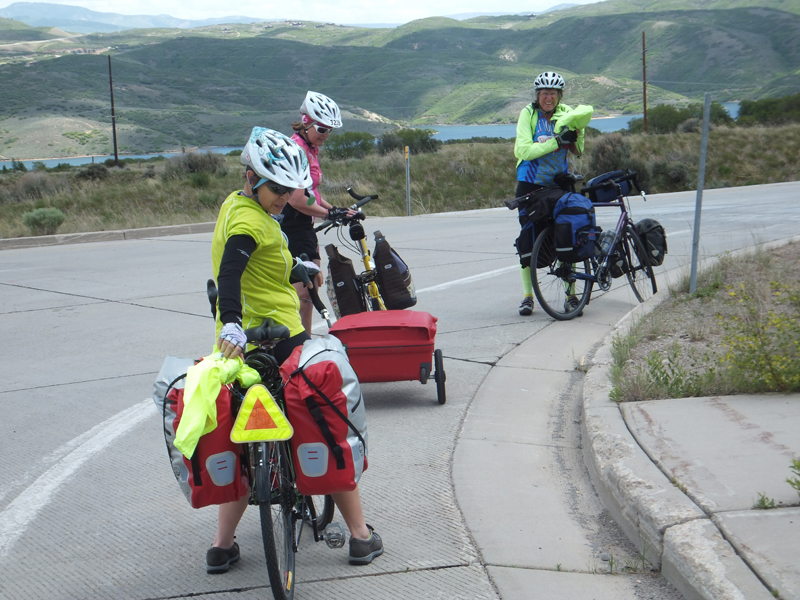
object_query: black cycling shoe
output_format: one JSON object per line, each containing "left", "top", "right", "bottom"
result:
{"left": 519, "top": 297, "right": 534, "bottom": 316}
{"left": 206, "top": 542, "right": 240, "bottom": 574}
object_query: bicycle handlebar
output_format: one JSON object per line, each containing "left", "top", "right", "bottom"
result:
{"left": 314, "top": 187, "right": 378, "bottom": 232}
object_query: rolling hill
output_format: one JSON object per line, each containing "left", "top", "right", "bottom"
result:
{"left": 0, "top": 0, "right": 798, "bottom": 158}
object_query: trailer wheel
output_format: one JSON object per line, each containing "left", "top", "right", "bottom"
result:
{"left": 434, "top": 349, "right": 446, "bottom": 404}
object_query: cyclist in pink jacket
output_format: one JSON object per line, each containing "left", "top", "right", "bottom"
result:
{"left": 279, "top": 91, "right": 354, "bottom": 334}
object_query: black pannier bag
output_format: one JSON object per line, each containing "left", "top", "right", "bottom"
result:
{"left": 635, "top": 218, "right": 668, "bottom": 266}
{"left": 372, "top": 230, "right": 417, "bottom": 310}
{"left": 520, "top": 187, "right": 565, "bottom": 225}
{"left": 326, "top": 244, "right": 366, "bottom": 318}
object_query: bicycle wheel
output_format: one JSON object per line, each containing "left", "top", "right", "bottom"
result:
{"left": 530, "top": 224, "right": 592, "bottom": 320}
{"left": 259, "top": 441, "right": 296, "bottom": 600}
{"left": 305, "top": 495, "right": 335, "bottom": 530}
{"left": 623, "top": 225, "right": 657, "bottom": 302}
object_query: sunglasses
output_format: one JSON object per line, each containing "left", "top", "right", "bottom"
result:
{"left": 267, "top": 182, "right": 294, "bottom": 197}
{"left": 253, "top": 177, "right": 294, "bottom": 197}
{"left": 311, "top": 124, "right": 332, "bottom": 135}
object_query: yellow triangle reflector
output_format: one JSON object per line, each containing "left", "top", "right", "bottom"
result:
{"left": 231, "top": 384, "right": 293, "bottom": 443}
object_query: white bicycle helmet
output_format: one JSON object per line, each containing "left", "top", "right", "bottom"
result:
{"left": 240, "top": 127, "right": 312, "bottom": 189}
{"left": 534, "top": 71, "right": 566, "bottom": 91}
{"left": 300, "top": 91, "right": 343, "bottom": 128}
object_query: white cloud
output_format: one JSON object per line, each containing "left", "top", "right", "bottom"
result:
{"left": 1, "top": 0, "right": 602, "bottom": 24}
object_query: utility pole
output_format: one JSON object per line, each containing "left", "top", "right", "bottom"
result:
{"left": 108, "top": 55, "right": 119, "bottom": 166}
{"left": 642, "top": 31, "right": 648, "bottom": 133}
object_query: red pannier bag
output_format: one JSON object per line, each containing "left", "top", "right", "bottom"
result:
{"left": 162, "top": 378, "right": 249, "bottom": 509}
{"left": 328, "top": 310, "right": 437, "bottom": 383}
{"left": 280, "top": 336, "right": 368, "bottom": 496}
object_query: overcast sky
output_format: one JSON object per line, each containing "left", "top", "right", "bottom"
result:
{"left": 1, "top": 0, "right": 603, "bottom": 24}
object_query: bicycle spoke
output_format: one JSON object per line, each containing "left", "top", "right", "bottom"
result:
{"left": 624, "top": 226, "right": 657, "bottom": 302}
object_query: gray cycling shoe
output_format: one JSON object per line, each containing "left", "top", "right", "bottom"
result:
{"left": 564, "top": 295, "right": 584, "bottom": 316}
{"left": 349, "top": 525, "right": 384, "bottom": 565}
{"left": 206, "top": 542, "right": 240, "bottom": 574}
{"left": 519, "top": 296, "right": 534, "bottom": 316}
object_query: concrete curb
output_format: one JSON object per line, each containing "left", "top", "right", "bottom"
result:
{"left": 0, "top": 222, "right": 216, "bottom": 251}
{"left": 580, "top": 236, "right": 800, "bottom": 600}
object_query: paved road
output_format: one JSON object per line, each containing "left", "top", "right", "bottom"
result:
{"left": 0, "top": 182, "right": 797, "bottom": 599}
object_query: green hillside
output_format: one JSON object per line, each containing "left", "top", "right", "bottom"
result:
{"left": 0, "top": 16, "right": 65, "bottom": 43}
{"left": 0, "top": 0, "right": 798, "bottom": 158}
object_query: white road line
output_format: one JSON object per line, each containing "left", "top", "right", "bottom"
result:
{"left": 0, "top": 399, "right": 153, "bottom": 561}
{"left": 415, "top": 265, "right": 518, "bottom": 294}
{"left": 311, "top": 264, "right": 517, "bottom": 333}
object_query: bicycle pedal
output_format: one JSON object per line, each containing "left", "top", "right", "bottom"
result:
{"left": 322, "top": 522, "right": 346, "bottom": 549}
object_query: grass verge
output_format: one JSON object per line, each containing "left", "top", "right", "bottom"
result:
{"left": 609, "top": 242, "right": 800, "bottom": 402}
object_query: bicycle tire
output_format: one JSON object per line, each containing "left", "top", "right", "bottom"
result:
{"left": 623, "top": 225, "right": 657, "bottom": 302}
{"left": 530, "top": 224, "right": 592, "bottom": 320}
{"left": 305, "top": 495, "right": 335, "bottom": 531}
{"left": 434, "top": 348, "right": 446, "bottom": 405}
{"left": 260, "top": 441, "right": 296, "bottom": 600}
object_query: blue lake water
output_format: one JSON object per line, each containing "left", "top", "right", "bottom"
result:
{"left": 2, "top": 103, "right": 740, "bottom": 169}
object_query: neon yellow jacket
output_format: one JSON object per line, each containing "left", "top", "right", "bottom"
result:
{"left": 514, "top": 103, "right": 592, "bottom": 167}
{"left": 174, "top": 353, "right": 260, "bottom": 458}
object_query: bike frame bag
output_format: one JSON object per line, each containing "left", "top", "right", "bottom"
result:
{"left": 153, "top": 356, "right": 249, "bottom": 509}
{"left": 281, "top": 336, "right": 368, "bottom": 496}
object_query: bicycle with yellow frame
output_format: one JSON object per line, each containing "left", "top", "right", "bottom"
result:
{"left": 316, "top": 188, "right": 386, "bottom": 314}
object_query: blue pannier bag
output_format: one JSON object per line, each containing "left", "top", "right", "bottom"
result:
{"left": 553, "top": 192, "right": 599, "bottom": 263}
{"left": 586, "top": 171, "right": 631, "bottom": 202}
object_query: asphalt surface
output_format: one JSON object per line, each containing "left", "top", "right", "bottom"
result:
{"left": 1, "top": 182, "right": 798, "bottom": 599}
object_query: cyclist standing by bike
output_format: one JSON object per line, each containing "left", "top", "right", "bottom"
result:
{"left": 207, "top": 127, "right": 383, "bottom": 574}
{"left": 513, "top": 71, "right": 585, "bottom": 316}
{"left": 279, "top": 91, "right": 354, "bottom": 335}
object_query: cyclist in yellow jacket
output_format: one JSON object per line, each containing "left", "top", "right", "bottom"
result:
{"left": 513, "top": 71, "right": 585, "bottom": 315}
{"left": 207, "top": 127, "right": 383, "bottom": 573}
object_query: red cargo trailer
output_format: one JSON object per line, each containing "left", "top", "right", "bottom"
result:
{"left": 328, "top": 310, "right": 446, "bottom": 404}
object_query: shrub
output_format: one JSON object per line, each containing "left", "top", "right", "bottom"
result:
{"left": 719, "top": 282, "right": 800, "bottom": 393}
{"left": 22, "top": 207, "right": 65, "bottom": 235}
{"left": 587, "top": 133, "right": 632, "bottom": 176}
{"left": 737, "top": 93, "right": 800, "bottom": 126}
{"left": 13, "top": 172, "right": 68, "bottom": 200}
{"left": 188, "top": 171, "right": 211, "bottom": 188}
{"left": 77, "top": 163, "right": 110, "bottom": 181}
{"left": 677, "top": 118, "right": 703, "bottom": 134}
{"left": 377, "top": 128, "right": 442, "bottom": 155}
{"left": 650, "top": 155, "right": 691, "bottom": 191}
{"left": 163, "top": 151, "right": 225, "bottom": 180}
{"left": 628, "top": 101, "right": 734, "bottom": 134}
{"left": 586, "top": 132, "right": 651, "bottom": 191}
{"left": 324, "top": 131, "right": 376, "bottom": 160}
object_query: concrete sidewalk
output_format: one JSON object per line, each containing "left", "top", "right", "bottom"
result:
{"left": 583, "top": 302, "right": 800, "bottom": 600}
{"left": 456, "top": 238, "right": 800, "bottom": 600}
